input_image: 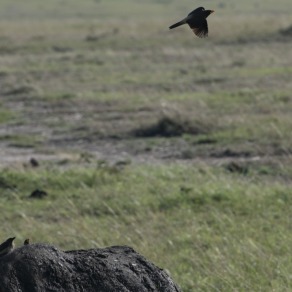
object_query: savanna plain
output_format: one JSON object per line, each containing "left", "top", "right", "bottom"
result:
{"left": 0, "top": 0, "right": 292, "bottom": 291}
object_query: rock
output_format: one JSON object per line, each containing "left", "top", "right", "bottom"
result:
{"left": 0, "top": 243, "right": 181, "bottom": 292}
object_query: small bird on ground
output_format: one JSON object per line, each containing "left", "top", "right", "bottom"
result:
{"left": 169, "top": 7, "right": 214, "bottom": 38}
{"left": 24, "top": 238, "right": 30, "bottom": 245}
{"left": 0, "top": 237, "right": 16, "bottom": 257}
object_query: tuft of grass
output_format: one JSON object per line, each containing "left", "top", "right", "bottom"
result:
{"left": 0, "top": 108, "right": 14, "bottom": 124}
{"left": 4, "top": 134, "right": 45, "bottom": 148}
{"left": 279, "top": 24, "right": 292, "bottom": 37}
{"left": 132, "top": 114, "right": 213, "bottom": 138}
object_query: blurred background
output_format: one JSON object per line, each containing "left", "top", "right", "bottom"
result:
{"left": 0, "top": 1, "right": 292, "bottom": 291}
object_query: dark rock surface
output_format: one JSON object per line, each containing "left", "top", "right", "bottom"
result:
{"left": 0, "top": 244, "right": 181, "bottom": 292}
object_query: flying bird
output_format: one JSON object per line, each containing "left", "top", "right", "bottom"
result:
{"left": 169, "top": 7, "right": 214, "bottom": 38}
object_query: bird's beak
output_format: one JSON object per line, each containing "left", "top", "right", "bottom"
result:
{"left": 210, "top": 10, "right": 215, "bottom": 14}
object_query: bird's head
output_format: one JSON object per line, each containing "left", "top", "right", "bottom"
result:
{"left": 196, "top": 7, "right": 215, "bottom": 18}
{"left": 205, "top": 9, "right": 214, "bottom": 18}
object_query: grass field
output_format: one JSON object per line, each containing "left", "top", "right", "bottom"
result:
{"left": 0, "top": 0, "right": 292, "bottom": 291}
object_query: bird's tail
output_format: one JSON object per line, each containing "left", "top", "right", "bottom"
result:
{"left": 169, "top": 19, "right": 186, "bottom": 29}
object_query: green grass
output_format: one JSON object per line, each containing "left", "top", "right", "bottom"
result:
{"left": 0, "top": 134, "right": 45, "bottom": 148}
{"left": 1, "top": 164, "right": 292, "bottom": 291}
{"left": 0, "top": 108, "right": 14, "bottom": 124}
{"left": 0, "top": 0, "right": 292, "bottom": 291}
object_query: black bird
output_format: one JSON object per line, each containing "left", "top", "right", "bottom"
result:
{"left": 24, "top": 238, "right": 30, "bottom": 245}
{"left": 169, "top": 7, "right": 214, "bottom": 38}
{"left": 0, "top": 237, "right": 15, "bottom": 257}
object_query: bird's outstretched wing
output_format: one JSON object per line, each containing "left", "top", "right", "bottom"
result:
{"left": 187, "top": 18, "right": 209, "bottom": 38}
